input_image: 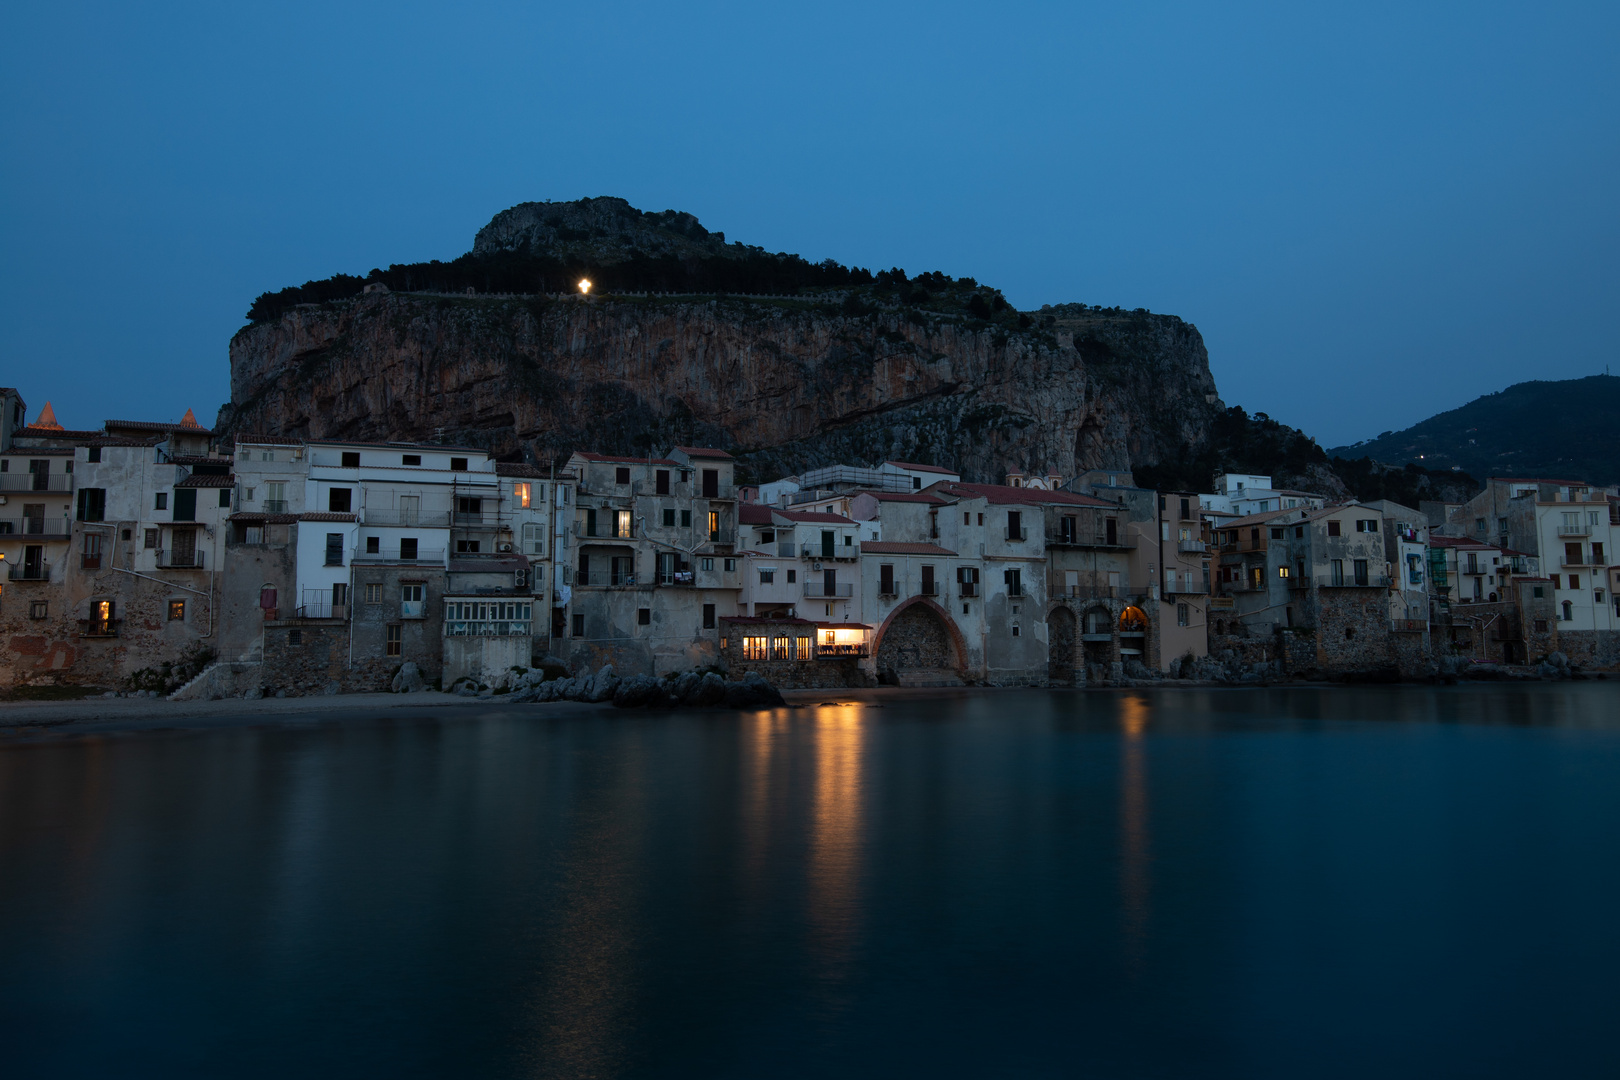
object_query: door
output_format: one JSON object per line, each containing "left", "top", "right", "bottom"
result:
{"left": 399, "top": 495, "right": 420, "bottom": 525}
{"left": 29, "top": 460, "right": 49, "bottom": 491}
{"left": 1106, "top": 518, "right": 1118, "bottom": 545}
{"left": 656, "top": 470, "right": 670, "bottom": 495}
{"left": 823, "top": 567, "right": 837, "bottom": 597}
{"left": 171, "top": 528, "right": 197, "bottom": 567}
{"left": 702, "top": 469, "right": 719, "bottom": 498}
{"left": 24, "top": 545, "right": 44, "bottom": 577}
{"left": 821, "top": 530, "right": 835, "bottom": 558}
{"left": 22, "top": 503, "right": 45, "bottom": 534}
{"left": 1065, "top": 569, "right": 1079, "bottom": 596}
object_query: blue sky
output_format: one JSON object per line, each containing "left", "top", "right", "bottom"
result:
{"left": 2, "top": 1, "right": 1616, "bottom": 447}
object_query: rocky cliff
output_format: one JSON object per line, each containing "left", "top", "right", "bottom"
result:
{"left": 221, "top": 198, "right": 1225, "bottom": 481}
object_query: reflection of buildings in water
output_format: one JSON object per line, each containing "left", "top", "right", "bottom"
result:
{"left": 809, "top": 707, "right": 865, "bottom": 977}
{"left": 1118, "top": 695, "right": 1151, "bottom": 976}
{"left": 521, "top": 744, "right": 648, "bottom": 1079}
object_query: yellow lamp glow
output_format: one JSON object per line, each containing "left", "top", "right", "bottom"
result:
{"left": 578, "top": 279, "right": 592, "bottom": 295}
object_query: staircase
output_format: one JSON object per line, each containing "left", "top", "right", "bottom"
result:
{"left": 168, "top": 660, "right": 263, "bottom": 701}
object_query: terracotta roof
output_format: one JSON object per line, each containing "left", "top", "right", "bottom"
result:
{"left": 1222, "top": 507, "right": 1307, "bottom": 529}
{"left": 31, "top": 402, "right": 64, "bottom": 430}
{"left": 570, "top": 451, "right": 681, "bottom": 466}
{"left": 0, "top": 447, "right": 74, "bottom": 456}
{"left": 86, "top": 437, "right": 163, "bottom": 448}
{"left": 814, "top": 622, "right": 874, "bottom": 630}
{"left": 15, "top": 427, "right": 106, "bottom": 440}
{"left": 1428, "top": 535, "right": 1498, "bottom": 549}
{"left": 171, "top": 454, "right": 230, "bottom": 465}
{"left": 859, "top": 541, "right": 958, "bottom": 556}
{"left": 851, "top": 489, "right": 949, "bottom": 504}
{"left": 297, "top": 512, "right": 356, "bottom": 522}
{"left": 232, "top": 433, "right": 307, "bottom": 446}
{"left": 176, "top": 474, "right": 235, "bottom": 488}
{"left": 773, "top": 509, "right": 856, "bottom": 524}
{"left": 105, "top": 419, "right": 216, "bottom": 435}
{"left": 739, "top": 503, "right": 776, "bottom": 524}
{"left": 495, "top": 462, "right": 547, "bottom": 478}
{"left": 1490, "top": 477, "right": 1590, "bottom": 485}
{"left": 228, "top": 512, "right": 298, "bottom": 523}
{"left": 933, "top": 481, "right": 1117, "bottom": 508}
{"left": 672, "top": 446, "right": 734, "bottom": 460}
{"left": 884, "top": 460, "right": 957, "bottom": 475}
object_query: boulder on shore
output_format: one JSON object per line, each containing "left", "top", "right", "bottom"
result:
{"left": 391, "top": 662, "right": 427, "bottom": 693}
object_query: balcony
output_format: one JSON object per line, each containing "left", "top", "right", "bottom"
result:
{"left": 1561, "top": 555, "right": 1602, "bottom": 568}
{"left": 575, "top": 570, "right": 638, "bottom": 588}
{"left": 1165, "top": 582, "right": 1208, "bottom": 595}
{"left": 705, "top": 529, "right": 737, "bottom": 546}
{"left": 452, "top": 511, "right": 506, "bottom": 528}
{"left": 1391, "top": 619, "right": 1427, "bottom": 633}
{"left": 1177, "top": 539, "right": 1208, "bottom": 554}
{"left": 154, "top": 550, "right": 207, "bottom": 570}
{"left": 959, "top": 583, "right": 979, "bottom": 597}
{"left": 699, "top": 484, "right": 736, "bottom": 501}
{"left": 816, "top": 643, "right": 869, "bottom": 658}
{"left": 0, "top": 474, "right": 72, "bottom": 492}
{"left": 1004, "top": 526, "right": 1028, "bottom": 542}
{"left": 353, "top": 546, "right": 446, "bottom": 564}
{"left": 0, "top": 518, "right": 71, "bottom": 537}
{"left": 362, "top": 508, "right": 452, "bottom": 527}
{"left": 775, "top": 541, "right": 798, "bottom": 558}
{"left": 1557, "top": 524, "right": 1592, "bottom": 537}
{"left": 262, "top": 500, "right": 289, "bottom": 513}
{"left": 7, "top": 561, "right": 51, "bottom": 581}
{"left": 293, "top": 601, "right": 349, "bottom": 620}
{"left": 1054, "top": 585, "right": 1131, "bottom": 600}
{"left": 1303, "top": 573, "right": 1392, "bottom": 589}
{"left": 803, "top": 582, "right": 854, "bottom": 598}
{"left": 919, "top": 582, "right": 939, "bottom": 596}
{"left": 574, "top": 521, "right": 635, "bottom": 541}
{"left": 1047, "top": 534, "right": 1130, "bottom": 550}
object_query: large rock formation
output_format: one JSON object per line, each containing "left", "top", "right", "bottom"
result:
{"left": 219, "top": 202, "right": 1224, "bottom": 481}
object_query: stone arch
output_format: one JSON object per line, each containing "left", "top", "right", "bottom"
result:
{"left": 1047, "top": 605, "right": 1077, "bottom": 685}
{"left": 873, "top": 596, "right": 968, "bottom": 683}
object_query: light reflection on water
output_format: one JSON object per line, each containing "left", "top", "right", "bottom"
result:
{"left": 2, "top": 683, "right": 1619, "bottom": 1078}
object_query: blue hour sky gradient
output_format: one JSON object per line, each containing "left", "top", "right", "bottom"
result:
{"left": 2, "top": 1, "right": 1616, "bottom": 448}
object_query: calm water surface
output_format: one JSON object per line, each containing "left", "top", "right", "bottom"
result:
{"left": 3, "top": 685, "right": 1619, "bottom": 1078}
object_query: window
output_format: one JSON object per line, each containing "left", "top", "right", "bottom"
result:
{"left": 1475, "top": 518, "right": 1487, "bottom": 534}
{"left": 450, "top": 458, "right": 468, "bottom": 472}
{"left": 615, "top": 466, "right": 631, "bottom": 485}
{"left": 1534, "top": 619, "right": 1549, "bottom": 633}
{"left": 522, "top": 523, "right": 544, "bottom": 556}
{"left": 514, "top": 482, "right": 531, "bottom": 508}
{"left": 1177, "top": 602, "right": 1189, "bottom": 627}
{"left": 796, "top": 636, "right": 812, "bottom": 660}
{"left": 701, "top": 557, "right": 714, "bottom": 571}
{"left": 325, "top": 533, "right": 344, "bottom": 566}
{"left": 681, "top": 509, "right": 692, "bottom": 528}
{"left": 655, "top": 469, "right": 671, "bottom": 495}
{"left": 401, "top": 584, "right": 424, "bottom": 618}
{"left": 400, "top": 537, "right": 418, "bottom": 560}
{"left": 288, "top": 628, "right": 303, "bottom": 646}
{"left": 964, "top": 512, "right": 971, "bottom": 525}
{"left": 155, "top": 492, "right": 168, "bottom": 511}
{"left": 1004, "top": 567, "right": 1023, "bottom": 596}
{"left": 1353, "top": 559, "right": 1369, "bottom": 586}
{"left": 724, "top": 558, "right": 735, "bottom": 572}
{"left": 263, "top": 481, "right": 285, "bottom": 511}
{"left": 168, "top": 600, "right": 185, "bottom": 621}
{"left": 1270, "top": 527, "right": 1284, "bottom": 540}
{"left": 1011, "top": 624, "right": 1021, "bottom": 637}
{"left": 638, "top": 608, "right": 651, "bottom": 625}
{"left": 173, "top": 489, "right": 196, "bottom": 521}
{"left": 1562, "top": 601, "right": 1573, "bottom": 622}
{"left": 144, "top": 528, "right": 159, "bottom": 549}
{"left": 366, "top": 583, "right": 382, "bottom": 603}
{"left": 82, "top": 532, "right": 103, "bottom": 570}
{"left": 341, "top": 451, "right": 360, "bottom": 467}
{"left": 663, "top": 508, "right": 676, "bottom": 527}
{"left": 616, "top": 510, "right": 632, "bottom": 538}
{"left": 921, "top": 565, "right": 936, "bottom": 595}
{"left": 743, "top": 636, "right": 768, "bottom": 661}
{"left": 572, "top": 613, "right": 585, "bottom": 636}
{"left": 759, "top": 569, "right": 775, "bottom": 584}
{"left": 702, "top": 603, "right": 716, "bottom": 629}
{"left": 403, "top": 454, "right": 421, "bottom": 466}
{"left": 978, "top": 513, "right": 985, "bottom": 526}
{"left": 386, "top": 624, "right": 402, "bottom": 656}
{"left": 1007, "top": 511, "right": 1023, "bottom": 540}
{"left": 1569, "top": 574, "right": 1581, "bottom": 589}
{"left": 711, "top": 511, "right": 722, "bottom": 542}
{"left": 880, "top": 564, "right": 896, "bottom": 594}
{"left": 218, "top": 488, "right": 232, "bottom": 507}
{"left": 1550, "top": 575, "right": 1561, "bottom": 590}
{"left": 1533, "top": 586, "right": 1544, "bottom": 598}
{"left": 786, "top": 568, "right": 797, "bottom": 586}
{"left": 29, "top": 600, "right": 47, "bottom": 620}
{"left": 366, "top": 536, "right": 380, "bottom": 554}
{"left": 328, "top": 488, "right": 352, "bottom": 513}
{"left": 87, "top": 599, "right": 115, "bottom": 636}
{"left": 1180, "top": 497, "right": 1191, "bottom": 520}
{"left": 87, "top": 446, "right": 101, "bottom": 463}
{"left": 456, "top": 540, "right": 482, "bottom": 553}
{"left": 1330, "top": 559, "right": 1344, "bottom": 586}
{"left": 1294, "top": 526, "right": 1303, "bottom": 539}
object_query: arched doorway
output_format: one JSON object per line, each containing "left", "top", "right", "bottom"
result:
{"left": 1081, "top": 605, "right": 1114, "bottom": 681}
{"left": 875, "top": 600, "right": 963, "bottom": 685}
{"left": 1047, "top": 606, "right": 1077, "bottom": 685}
{"left": 1118, "top": 605, "right": 1149, "bottom": 667}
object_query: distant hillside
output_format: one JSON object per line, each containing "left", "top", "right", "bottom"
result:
{"left": 1331, "top": 375, "right": 1620, "bottom": 485}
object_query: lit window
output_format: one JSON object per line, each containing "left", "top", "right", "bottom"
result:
{"left": 168, "top": 600, "right": 185, "bottom": 621}
{"left": 796, "top": 637, "right": 811, "bottom": 660}
{"left": 743, "top": 636, "right": 768, "bottom": 661}
{"left": 514, "top": 482, "right": 531, "bottom": 508}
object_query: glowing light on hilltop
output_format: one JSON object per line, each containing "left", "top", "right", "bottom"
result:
{"left": 578, "top": 279, "right": 592, "bottom": 295}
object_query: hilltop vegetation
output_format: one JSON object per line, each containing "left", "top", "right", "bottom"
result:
{"left": 1331, "top": 375, "right": 1620, "bottom": 485}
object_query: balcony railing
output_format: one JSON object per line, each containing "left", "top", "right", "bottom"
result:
{"left": 1004, "top": 527, "right": 1027, "bottom": 541}
{"left": 7, "top": 562, "right": 50, "bottom": 581}
{"left": 706, "top": 529, "right": 736, "bottom": 546}
{"left": 353, "top": 546, "right": 446, "bottom": 563}
{"left": 776, "top": 542, "right": 798, "bottom": 558}
{"left": 803, "top": 583, "right": 854, "bottom": 598}
{"left": 575, "top": 570, "right": 637, "bottom": 587}
{"left": 1305, "top": 573, "right": 1392, "bottom": 589}
{"left": 261, "top": 500, "right": 289, "bottom": 513}
{"left": 294, "top": 602, "right": 349, "bottom": 620}
{"left": 1557, "top": 524, "right": 1592, "bottom": 537}
{"left": 699, "top": 484, "right": 736, "bottom": 500}
{"left": 1560, "top": 556, "right": 1596, "bottom": 568}
{"left": 155, "top": 550, "right": 207, "bottom": 570}
{"left": 1177, "top": 539, "right": 1208, "bottom": 554}
{"left": 1054, "top": 585, "right": 1131, "bottom": 599}
{"left": 816, "top": 643, "right": 869, "bottom": 658}
{"left": 1391, "top": 619, "right": 1427, "bottom": 633}
{"left": 959, "top": 583, "right": 979, "bottom": 597}
{"left": 452, "top": 512, "right": 505, "bottom": 528}
{"left": 0, "top": 474, "right": 72, "bottom": 492}
{"left": 919, "top": 582, "right": 939, "bottom": 596}
{"left": 574, "top": 521, "right": 635, "bottom": 541}
{"left": 362, "top": 508, "right": 452, "bottom": 526}
{"left": 1047, "top": 533, "right": 1127, "bottom": 549}
{"left": 0, "top": 518, "right": 71, "bottom": 536}
{"left": 1165, "top": 582, "right": 1209, "bottom": 595}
